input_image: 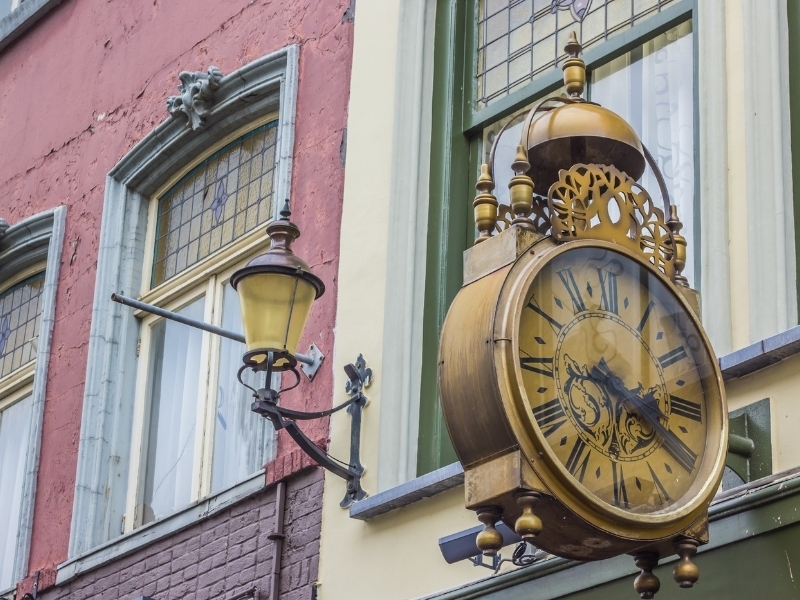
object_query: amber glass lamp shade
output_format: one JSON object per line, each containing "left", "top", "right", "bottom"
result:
{"left": 230, "top": 202, "right": 325, "bottom": 369}
{"left": 235, "top": 273, "right": 316, "bottom": 357}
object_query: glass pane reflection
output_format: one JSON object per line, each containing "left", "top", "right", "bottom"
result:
{"left": 210, "top": 283, "right": 274, "bottom": 494}
{"left": 143, "top": 297, "right": 205, "bottom": 523}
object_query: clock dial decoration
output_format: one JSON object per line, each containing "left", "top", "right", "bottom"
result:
{"left": 520, "top": 246, "right": 710, "bottom": 514}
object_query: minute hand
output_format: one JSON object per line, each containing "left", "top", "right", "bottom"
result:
{"left": 590, "top": 365, "right": 697, "bottom": 473}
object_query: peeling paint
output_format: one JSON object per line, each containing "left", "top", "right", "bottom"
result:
{"left": 1, "top": 0, "right": 353, "bottom": 581}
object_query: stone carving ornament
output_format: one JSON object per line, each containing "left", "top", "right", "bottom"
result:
{"left": 166, "top": 66, "right": 224, "bottom": 131}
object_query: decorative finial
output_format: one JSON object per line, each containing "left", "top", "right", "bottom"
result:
{"left": 666, "top": 204, "right": 689, "bottom": 287}
{"left": 266, "top": 199, "right": 300, "bottom": 251}
{"left": 513, "top": 491, "right": 543, "bottom": 541}
{"left": 280, "top": 199, "right": 291, "bottom": 220}
{"left": 562, "top": 32, "right": 586, "bottom": 98}
{"left": 508, "top": 146, "right": 536, "bottom": 231}
{"left": 475, "top": 506, "right": 504, "bottom": 556}
{"left": 633, "top": 552, "right": 661, "bottom": 599}
{"left": 672, "top": 537, "right": 700, "bottom": 588}
{"left": 473, "top": 164, "right": 499, "bottom": 244}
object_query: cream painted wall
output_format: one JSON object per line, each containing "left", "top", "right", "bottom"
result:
{"left": 727, "top": 354, "right": 800, "bottom": 474}
{"left": 317, "top": 0, "right": 800, "bottom": 599}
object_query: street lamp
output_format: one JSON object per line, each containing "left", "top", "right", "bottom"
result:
{"left": 112, "top": 199, "right": 369, "bottom": 507}
{"left": 231, "top": 200, "right": 324, "bottom": 373}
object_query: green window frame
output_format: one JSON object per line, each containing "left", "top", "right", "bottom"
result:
{"left": 418, "top": 0, "right": 700, "bottom": 476}
{"left": 788, "top": 0, "right": 800, "bottom": 313}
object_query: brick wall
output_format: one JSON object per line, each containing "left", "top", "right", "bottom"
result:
{"left": 37, "top": 468, "right": 322, "bottom": 600}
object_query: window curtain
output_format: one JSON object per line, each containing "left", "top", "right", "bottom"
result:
{"left": 210, "top": 284, "right": 273, "bottom": 494}
{"left": 0, "top": 394, "right": 32, "bottom": 590}
{"left": 143, "top": 297, "right": 205, "bottom": 523}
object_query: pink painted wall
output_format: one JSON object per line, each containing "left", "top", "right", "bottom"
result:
{"left": 0, "top": 0, "right": 352, "bottom": 580}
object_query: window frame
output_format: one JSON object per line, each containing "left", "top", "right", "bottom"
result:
{"left": 126, "top": 260, "right": 276, "bottom": 531}
{"left": 124, "top": 116, "right": 281, "bottom": 532}
{"left": 0, "top": 0, "right": 63, "bottom": 55}
{"left": 69, "top": 45, "right": 299, "bottom": 559}
{"left": 0, "top": 207, "right": 66, "bottom": 593}
{"left": 418, "top": 0, "right": 700, "bottom": 475}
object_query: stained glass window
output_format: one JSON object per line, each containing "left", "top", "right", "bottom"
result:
{"left": 151, "top": 121, "right": 279, "bottom": 287}
{"left": 477, "top": 0, "right": 678, "bottom": 108}
{"left": 0, "top": 273, "right": 44, "bottom": 380}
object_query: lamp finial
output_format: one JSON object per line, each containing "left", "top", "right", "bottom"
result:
{"left": 280, "top": 199, "right": 291, "bottom": 220}
{"left": 562, "top": 31, "right": 586, "bottom": 98}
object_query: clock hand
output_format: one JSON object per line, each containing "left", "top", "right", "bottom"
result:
{"left": 590, "top": 361, "right": 697, "bottom": 473}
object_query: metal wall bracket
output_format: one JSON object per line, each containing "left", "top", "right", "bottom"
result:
{"left": 109, "top": 293, "right": 370, "bottom": 505}
{"left": 247, "top": 353, "right": 371, "bottom": 508}
{"left": 300, "top": 343, "right": 325, "bottom": 381}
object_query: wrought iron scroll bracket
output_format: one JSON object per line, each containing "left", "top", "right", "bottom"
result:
{"left": 248, "top": 353, "right": 370, "bottom": 508}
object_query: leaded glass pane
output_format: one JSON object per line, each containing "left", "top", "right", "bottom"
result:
{"left": 476, "top": 0, "right": 678, "bottom": 108}
{"left": 0, "top": 273, "right": 44, "bottom": 379}
{"left": 152, "top": 122, "right": 279, "bottom": 287}
{"left": 590, "top": 22, "right": 694, "bottom": 285}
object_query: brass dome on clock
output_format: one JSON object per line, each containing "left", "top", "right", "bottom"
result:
{"left": 525, "top": 32, "right": 646, "bottom": 191}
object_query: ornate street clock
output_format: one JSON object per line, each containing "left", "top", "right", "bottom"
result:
{"left": 438, "top": 34, "right": 727, "bottom": 599}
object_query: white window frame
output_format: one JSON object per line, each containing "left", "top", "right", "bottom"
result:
{"left": 125, "top": 259, "right": 275, "bottom": 531}
{"left": 124, "top": 115, "right": 281, "bottom": 531}
{"left": 69, "top": 45, "right": 298, "bottom": 563}
{"left": 0, "top": 207, "right": 66, "bottom": 592}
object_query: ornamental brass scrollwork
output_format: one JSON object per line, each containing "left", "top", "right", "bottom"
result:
{"left": 495, "top": 198, "right": 550, "bottom": 235}
{"left": 547, "top": 164, "right": 675, "bottom": 278}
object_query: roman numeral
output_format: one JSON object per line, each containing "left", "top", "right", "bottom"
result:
{"left": 526, "top": 300, "right": 563, "bottom": 332}
{"left": 670, "top": 395, "right": 702, "bottom": 423}
{"left": 598, "top": 268, "right": 619, "bottom": 314}
{"left": 647, "top": 461, "right": 671, "bottom": 504}
{"left": 520, "top": 356, "right": 554, "bottom": 378}
{"left": 532, "top": 398, "right": 567, "bottom": 437}
{"left": 612, "top": 461, "right": 629, "bottom": 508}
{"left": 659, "top": 346, "right": 687, "bottom": 369}
{"left": 566, "top": 439, "right": 590, "bottom": 483}
{"left": 558, "top": 268, "right": 586, "bottom": 313}
{"left": 637, "top": 300, "right": 655, "bottom": 333}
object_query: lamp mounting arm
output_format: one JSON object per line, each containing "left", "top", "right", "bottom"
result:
{"left": 246, "top": 351, "right": 370, "bottom": 508}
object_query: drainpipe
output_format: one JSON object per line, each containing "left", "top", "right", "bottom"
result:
{"left": 268, "top": 481, "right": 287, "bottom": 599}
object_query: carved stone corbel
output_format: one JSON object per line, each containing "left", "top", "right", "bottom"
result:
{"left": 166, "top": 66, "right": 224, "bottom": 131}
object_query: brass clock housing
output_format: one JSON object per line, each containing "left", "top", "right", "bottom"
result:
{"left": 439, "top": 234, "right": 727, "bottom": 561}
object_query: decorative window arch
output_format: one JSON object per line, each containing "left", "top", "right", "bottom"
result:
{"left": 69, "top": 46, "right": 298, "bottom": 558}
{"left": 0, "top": 207, "right": 66, "bottom": 591}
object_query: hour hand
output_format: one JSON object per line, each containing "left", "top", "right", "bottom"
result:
{"left": 590, "top": 360, "right": 696, "bottom": 473}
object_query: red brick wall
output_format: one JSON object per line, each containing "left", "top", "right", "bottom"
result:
{"left": 0, "top": 0, "right": 352, "bottom": 582}
{"left": 35, "top": 469, "right": 323, "bottom": 600}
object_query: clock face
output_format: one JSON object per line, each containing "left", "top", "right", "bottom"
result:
{"left": 519, "top": 246, "right": 715, "bottom": 515}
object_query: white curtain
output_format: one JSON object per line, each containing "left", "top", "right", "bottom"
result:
{"left": 143, "top": 297, "right": 205, "bottom": 522}
{"left": 210, "top": 284, "right": 274, "bottom": 494}
{"left": 0, "top": 394, "right": 32, "bottom": 589}
{"left": 591, "top": 22, "right": 695, "bottom": 286}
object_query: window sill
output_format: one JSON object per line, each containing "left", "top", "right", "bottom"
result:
{"left": 0, "top": 0, "right": 62, "bottom": 54}
{"left": 350, "top": 324, "right": 800, "bottom": 521}
{"left": 56, "top": 470, "right": 265, "bottom": 585}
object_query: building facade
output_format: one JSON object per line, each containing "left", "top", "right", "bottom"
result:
{"left": 0, "top": 0, "right": 353, "bottom": 598}
{"left": 316, "top": 0, "right": 800, "bottom": 599}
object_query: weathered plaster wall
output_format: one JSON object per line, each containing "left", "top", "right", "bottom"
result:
{"left": 0, "top": 0, "right": 353, "bottom": 580}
